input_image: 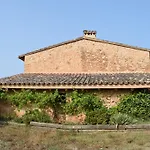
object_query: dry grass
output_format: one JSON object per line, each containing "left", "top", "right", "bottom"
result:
{"left": 0, "top": 125, "right": 150, "bottom": 150}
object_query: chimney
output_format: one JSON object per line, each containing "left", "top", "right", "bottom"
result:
{"left": 83, "top": 30, "right": 97, "bottom": 38}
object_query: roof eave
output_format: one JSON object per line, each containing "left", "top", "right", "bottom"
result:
{"left": 18, "top": 37, "right": 84, "bottom": 61}
{"left": 1, "top": 84, "right": 150, "bottom": 89}
{"left": 18, "top": 55, "right": 25, "bottom": 61}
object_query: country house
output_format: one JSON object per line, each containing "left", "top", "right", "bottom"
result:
{"left": 1, "top": 30, "right": 150, "bottom": 107}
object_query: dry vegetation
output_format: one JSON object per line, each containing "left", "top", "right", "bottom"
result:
{"left": 0, "top": 125, "right": 150, "bottom": 150}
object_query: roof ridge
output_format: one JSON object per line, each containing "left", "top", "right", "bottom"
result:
{"left": 83, "top": 37, "right": 150, "bottom": 52}
{"left": 18, "top": 37, "right": 84, "bottom": 61}
{"left": 18, "top": 36, "right": 150, "bottom": 61}
{"left": 1, "top": 72, "right": 150, "bottom": 79}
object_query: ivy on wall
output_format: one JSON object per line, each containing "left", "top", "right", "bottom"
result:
{"left": 64, "top": 90, "right": 105, "bottom": 115}
{"left": 117, "top": 92, "right": 150, "bottom": 121}
{"left": 1, "top": 89, "right": 150, "bottom": 125}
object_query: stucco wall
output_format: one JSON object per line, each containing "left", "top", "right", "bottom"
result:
{"left": 24, "top": 41, "right": 83, "bottom": 73}
{"left": 96, "top": 89, "right": 131, "bottom": 107}
{"left": 24, "top": 39, "right": 150, "bottom": 73}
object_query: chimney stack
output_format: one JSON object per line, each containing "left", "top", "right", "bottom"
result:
{"left": 83, "top": 30, "right": 97, "bottom": 38}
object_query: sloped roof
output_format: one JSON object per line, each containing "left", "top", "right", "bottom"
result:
{"left": 1, "top": 73, "right": 150, "bottom": 89}
{"left": 18, "top": 36, "right": 150, "bottom": 61}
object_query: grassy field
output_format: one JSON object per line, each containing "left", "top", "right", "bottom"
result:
{"left": 0, "top": 125, "right": 150, "bottom": 150}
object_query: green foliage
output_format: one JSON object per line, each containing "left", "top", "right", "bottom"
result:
{"left": 35, "top": 90, "right": 65, "bottom": 110}
{"left": 109, "top": 113, "right": 137, "bottom": 125}
{"left": 16, "top": 109, "right": 51, "bottom": 125}
{"left": 85, "top": 108, "right": 109, "bottom": 125}
{"left": 7, "top": 89, "right": 66, "bottom": 121}
{"left": 65, "top": 90, "right": 104, "bottom": 115}
{"left": 117, "top": 92, "right": 150, "bottom": 121}
{"left": 35, "top": 90, "right": 66, "bottom": 120}
{"left": 64, "top": 91, "right": 109, "bottom": 124}
{"left": 7, "top": 89, "right": 35, "bottom": 109}
{"left": 107, "top": 106, "right": 118, "bottom": 116}
{"left": 5, "top": 89, "right": 150, "bottom": 125}
{"left": 0, "top": 113, "right": 15, "bottom": 121}
{"left": 8, "top": 89, "right": 66, "bottom": 111}
{"left": 0, "top": 89, "right": 7, "bottom": 100}
{"left": 0, "top": 89, "right": 15, "bottom": 121}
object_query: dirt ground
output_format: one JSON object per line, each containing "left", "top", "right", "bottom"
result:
{"left": 0, "top": 124, "right": 150, "bottom": 150}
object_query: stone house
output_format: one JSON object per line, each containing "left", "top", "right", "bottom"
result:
{"left": 1, "top": 30, "right": 150, "bottom": 107}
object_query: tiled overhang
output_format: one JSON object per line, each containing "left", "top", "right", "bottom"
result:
{"left": 0, "top": 73, "right": 150, "bottom": 89}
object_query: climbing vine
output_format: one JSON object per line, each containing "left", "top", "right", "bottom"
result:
{"left": 7, "top": 89, "right": 66, "bottom": 121}
{"left": 7, "top": 89, "right": 35, "bottom": 109}
{"left": 64, "top": 90, "right": 105, "bottom": 115}
{"left": 2, "top": 89, "right": 150, "bottom": 124}
{"left": 117, "top": 92, "right": 150, "bottom": 120}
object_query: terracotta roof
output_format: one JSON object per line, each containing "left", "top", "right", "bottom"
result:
{"left": 0, "top": 73, "right": 150, "bottom": 88}
{"left": 18, "top": 36, "right": 150, "bottom": 61}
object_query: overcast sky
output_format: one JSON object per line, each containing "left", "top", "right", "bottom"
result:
{"left": 0, "top": 0, "right": 150, "bottom": 77}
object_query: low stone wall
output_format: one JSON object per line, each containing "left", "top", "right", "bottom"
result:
{"left": 1, "top": 121, "right": 149, "bottom": 131}
{"left": 30, "top": 122, "right": 150, "bottom": 130}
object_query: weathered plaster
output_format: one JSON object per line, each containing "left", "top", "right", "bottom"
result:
{"left": 24, "top": 39, "right": 150, "bottom": 73}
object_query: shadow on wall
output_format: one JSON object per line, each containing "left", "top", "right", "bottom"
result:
{"left": 0, "top": 100, "right": 14, "bottom": 121}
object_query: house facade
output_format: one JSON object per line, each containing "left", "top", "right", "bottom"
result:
{"left": 21, "top": 31, "right": 150, "bottom": 74}
{"left": 1, "top": 30, "right": 150, "bottom": 107}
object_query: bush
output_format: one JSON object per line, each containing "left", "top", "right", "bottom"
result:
{"left": 17, "top": 109, "right": 51, "bottom": 125}
{"left": 85, "top": 108, "right": 110, "bottom": 125}
{"left": 65, "top": 91, "right": 111, "bottom": 125}
{"left": 109, "top": 113, "right": 137, "bottom": 125}
{"left": 0, "top": 113, "right": 15, "bottom": 121}
{"left": 117, "top": 92, "right": 150, "bottom": 121}
{"left": 107, "top": 106, "right": 118, "bottom": 116}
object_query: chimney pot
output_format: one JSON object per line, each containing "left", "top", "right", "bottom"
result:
{"left": 83, "top": 30, "right": 97, "bottom": 38}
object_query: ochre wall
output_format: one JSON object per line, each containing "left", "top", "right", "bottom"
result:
{"left": 96, "top": 89, "right": 130, "bottom": 107}
{"left": 24, "top": 39, "right": 150, "bottom": 73}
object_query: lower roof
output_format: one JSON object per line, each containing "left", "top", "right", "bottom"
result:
{"left": 0, "top": 73, "right": 150, "bottom": 89}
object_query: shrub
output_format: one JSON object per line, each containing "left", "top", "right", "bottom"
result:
{"left": 107, "top": 106, "right": 118, "bottom": 116}
{"left": 0, "top": 113, "right": 15, "bottom": 121}
{"left": 117, "top": 92, "right": 150, "bottom": 121}
{"left": 65, "top": 91, "right": 111, "bottom": 125}
{"left": 85, "top": 108, "right": 109, "bottom": 125}
{"left": 109, "top": 113, "right": 137, "bottom": 125}
{"left": 18, "top": 109, "right": 51, "bottom": 125}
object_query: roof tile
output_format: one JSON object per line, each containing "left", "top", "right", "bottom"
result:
{"left": 0, "top": 73, "right": 150, "bottom": 87}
